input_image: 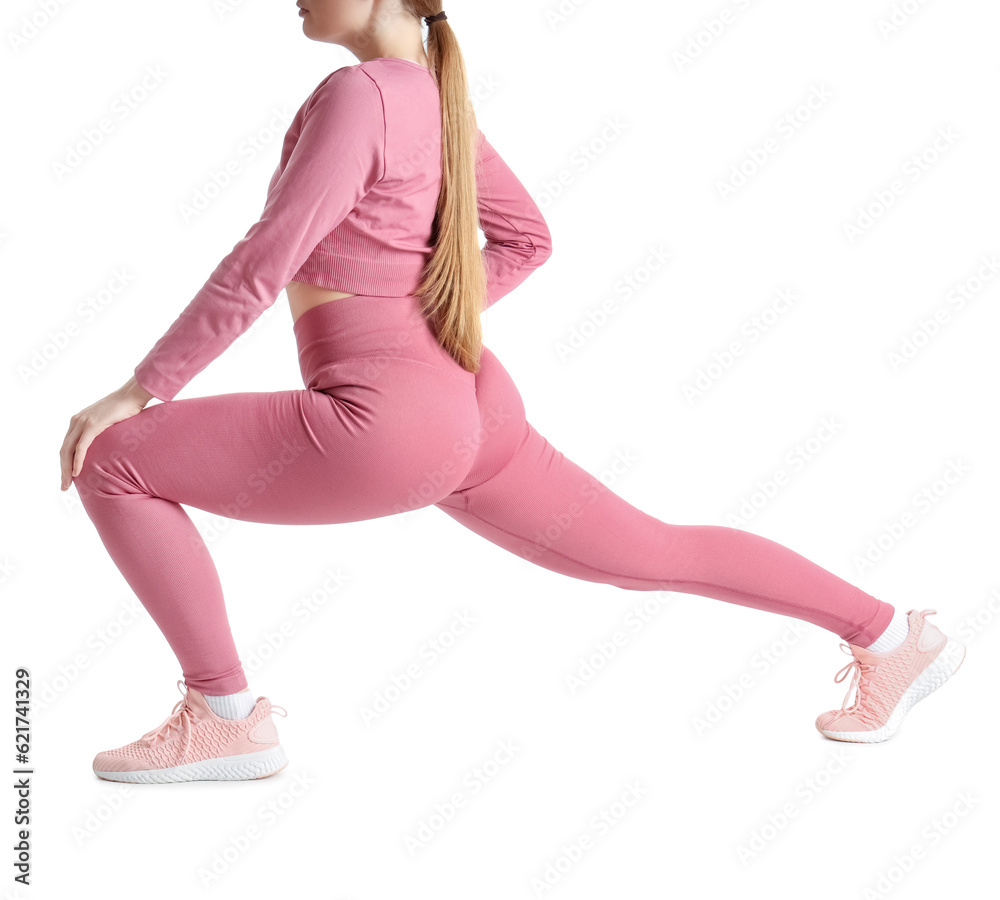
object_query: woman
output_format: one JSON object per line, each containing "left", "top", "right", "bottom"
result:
{"left": 59, "top": 2, "right": 966, "bottom": 784}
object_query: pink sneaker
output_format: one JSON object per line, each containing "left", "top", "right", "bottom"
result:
{"left": 93, "top": 680, "right": 289, "bottom": 783}
{"left": 815, "top": 608, "right": 966, "bottom": 743}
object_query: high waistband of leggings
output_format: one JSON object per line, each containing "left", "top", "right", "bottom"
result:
{"left": 293, "top": 292, "right": 475, "bottom": 385}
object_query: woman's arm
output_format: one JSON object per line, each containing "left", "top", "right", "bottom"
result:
{"left": 475, "top": 130, "right": 553, "bottom": 310}
{"left": 121, "top": 374, "right": 155, "bottom": 407}
{"left": 133, "top": 66, "right": 386, "bottom": 402}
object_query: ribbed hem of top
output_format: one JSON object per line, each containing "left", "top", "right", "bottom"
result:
{"left": 291, "top": 218, "right": 432, "bottom": 297}
{"left": 292, "top": 252, "right": 428, "bottom": 298}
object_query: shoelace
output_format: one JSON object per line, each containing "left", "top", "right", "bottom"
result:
{"left": 138, "top": 681, "right": 290, "bottom": 764}
{"left": 832, "top": 643, "right": 879, "bottom": 722}
{"left": 140, "top": 679, "right": 198, "bottom": 763}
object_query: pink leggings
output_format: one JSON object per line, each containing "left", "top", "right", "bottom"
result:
{"left": 75, "top": 293, "right": 893, "bottom": 695}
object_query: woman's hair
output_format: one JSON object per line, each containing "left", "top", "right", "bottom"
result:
{"left": 403, "top": 2, "right": 486, "bottom": 374}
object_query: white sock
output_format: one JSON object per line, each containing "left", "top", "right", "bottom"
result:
{"left": 866, "top": 608, "right": 910, "bottom": 653}
{"left": 203, "top": 688, "right": 256, "bottom": 720}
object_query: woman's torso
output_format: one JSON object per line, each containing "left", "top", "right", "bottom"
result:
{"left": 282, "top": 59, "right": 442, "bottom": 322}
{"left": 283, "top": 59, "right": 442, "bottom": 325}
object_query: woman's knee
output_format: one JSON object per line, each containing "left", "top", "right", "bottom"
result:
{"left": 75, "top": 403, "right": 171, "bottom": 497}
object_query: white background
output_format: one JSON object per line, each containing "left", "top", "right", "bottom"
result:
{"left": 2, "top": 0, "right": 998, "bottom": 898}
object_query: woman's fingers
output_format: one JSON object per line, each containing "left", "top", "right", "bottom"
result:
{"left": 72, "top": 428, "right": 95, "bottom": 478}
{"left": 61, "top": 411, "right": 96, "bottom": 489}
{"left": 60, "top": 415, "right": 83, "bottom": 490}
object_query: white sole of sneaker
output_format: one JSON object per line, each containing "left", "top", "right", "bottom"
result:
{"left": 818, "top": 637, "right": 967, "bottom": 743}
{"left": 93, "top": 745, "right": 289, "bottom": 784}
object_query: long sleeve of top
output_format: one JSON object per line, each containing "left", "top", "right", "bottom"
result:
{"left": 133, "top": 58, "right": 551, "bottom": 402}
{"left": 475, "top": 130, "right": 552, "bottom": 311}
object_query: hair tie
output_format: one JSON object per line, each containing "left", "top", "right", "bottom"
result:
{"left": 424, "top": 11, "right": 447, "bottom": 25}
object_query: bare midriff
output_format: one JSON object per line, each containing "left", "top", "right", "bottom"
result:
{"left": 286, "top": 280, "right": 358, "bottom": 325}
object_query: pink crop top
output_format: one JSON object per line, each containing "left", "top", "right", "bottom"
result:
{"left": 133, "top": 57, "right": 553, "bottom": 402}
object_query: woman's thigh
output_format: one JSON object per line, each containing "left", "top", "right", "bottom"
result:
{"left": 77, "top": 358, "right": 483, "bottom": 525}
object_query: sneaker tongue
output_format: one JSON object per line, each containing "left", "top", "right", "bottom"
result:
{"left": 183, "top": 686, "right": 213, "bottom": 718}
{"left": 849, "top": 643, "right": 883, "bottom": 665}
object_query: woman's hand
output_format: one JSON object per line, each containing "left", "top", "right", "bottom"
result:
{"left": 60, "top": 376, "right": 156, "bottom": 491}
